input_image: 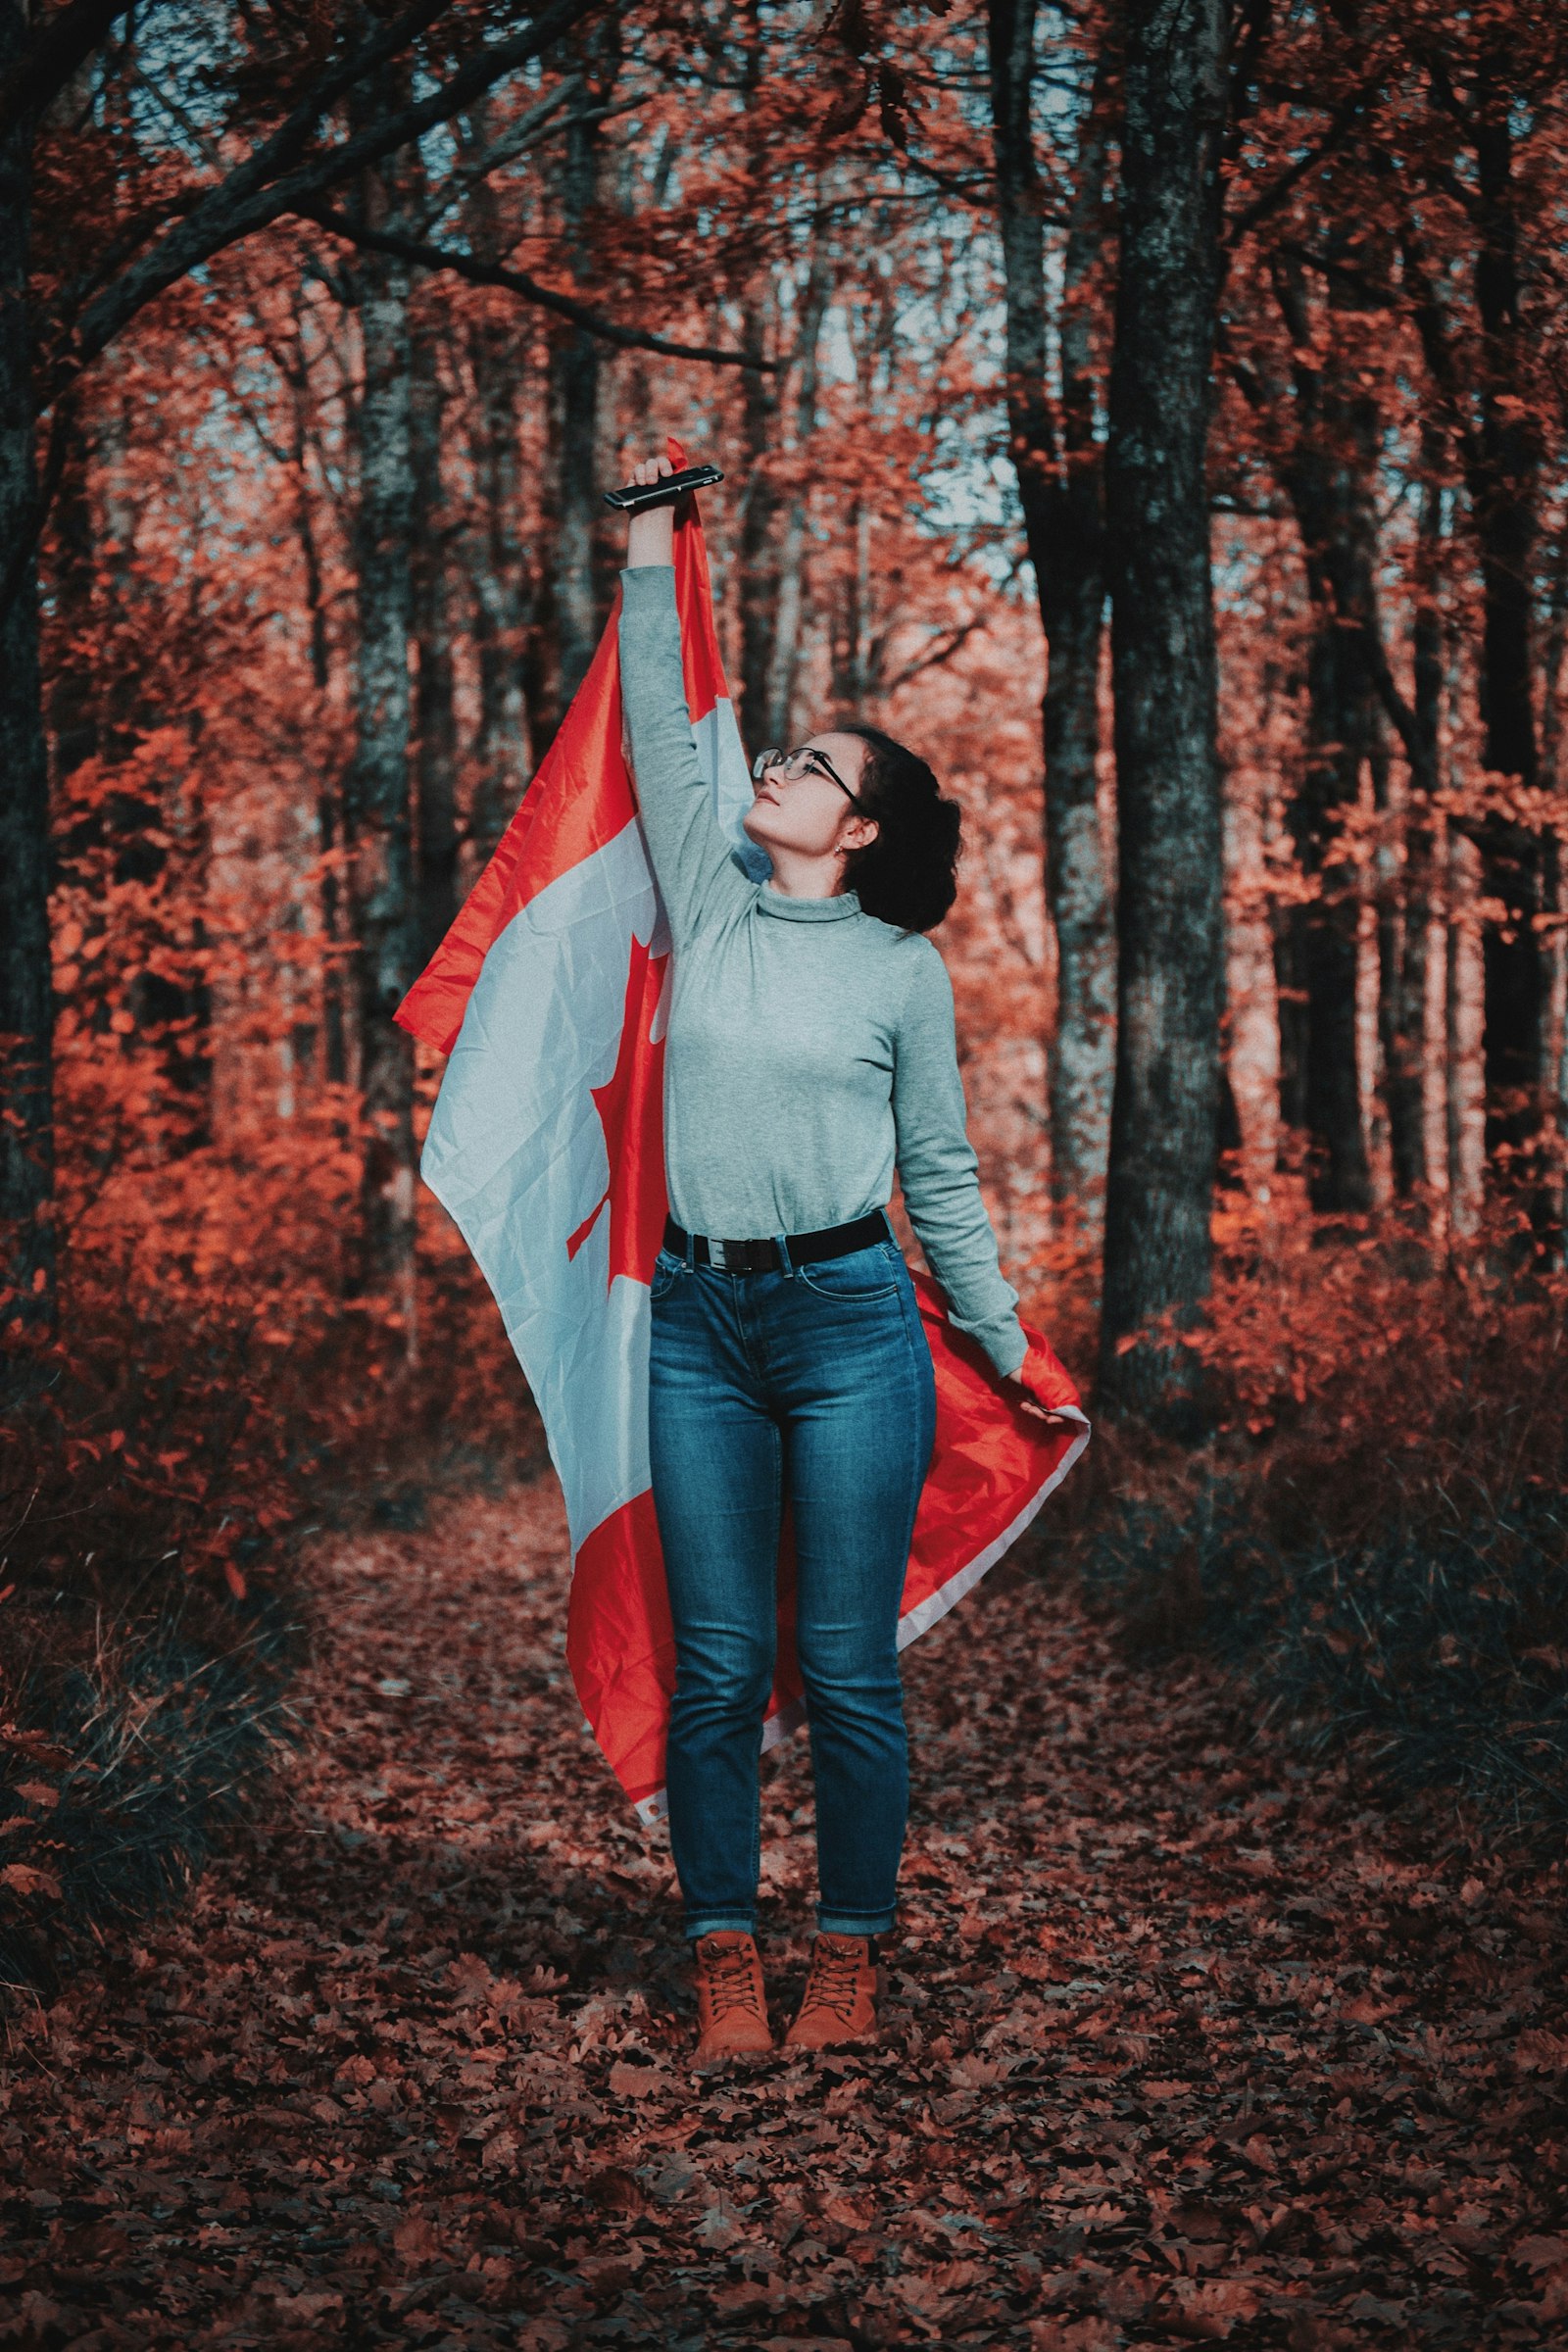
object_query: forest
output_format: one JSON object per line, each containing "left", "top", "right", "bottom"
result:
{"left": 1, "top": 3, "right": 1566, "bottom": 2347}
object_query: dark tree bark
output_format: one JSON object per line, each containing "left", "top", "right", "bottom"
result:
{"left": 1270, "top": 251, "right": 1381, "bottom": 1213}
{"left": 464, "top": 100, "right": 535, "bottom": 867}
{"left": 45, "top": 407, "right": 96, "bottom": 783}
{"left": 736, "top": 278, "right": 781, "bottom": 736}
{"left": 1539, "top": 520, "right": 1568, "bottom": 1260}
{"left": 280, "top": 282, "right": 349, "bottom": 1088}
{"left": 343, "top": 124, "right": 418, "bottom": 1332}
{"left": 1468, "top": 74, "right": 1545, "bottom": 1164}
{"left": 546, "top": 25, "right": 621, "bottom": 723}
{"left": 1385, "top": 448, "right": 1446, "bottom": 1200}
{"left": 0, "top": 0, "right": 134, "bottom": 141}
{"left": 1099, "top": 0, "right": 1229, "bottom": 1424}
{"left": 734, "top": 0, "right": 781, "bottom": 737}
{"left": 1401, "top": 64, "right": 1547, "bottom": 1184}
{"left": 0, "top": 0, "right": 55, "bottom": 1341}
{"left": 761, "top": 219, "right": 829, "bottom": 747}
{"left": 829, "top": 490, "right": 870, "bottom": 708}
{"left": 467, "top": 310, "right": 534, "bottom": 862}
{"left": 410, "top": 297, "right": 459, "bottom": 964}
{"left": 824, "top": 264, "right": 900, "bottom": 709}
{"left": 988, "top": 0, "right": 1115, "bottom": 1237}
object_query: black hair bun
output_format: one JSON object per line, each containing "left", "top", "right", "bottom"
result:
{"left": 836, "top": 723, "right": 961, "bottom": 934}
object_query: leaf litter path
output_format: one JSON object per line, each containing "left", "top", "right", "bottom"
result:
{"left": 4, "top": 1477, "right": 1566, "bottom": 2352}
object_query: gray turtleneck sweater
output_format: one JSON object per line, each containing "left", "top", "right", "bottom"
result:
{"left": 618, "top": 564, "right": 1027, "bottom": 1380}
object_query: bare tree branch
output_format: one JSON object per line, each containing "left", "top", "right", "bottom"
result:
{"left": 419, "top": 75, "right": 583, "bottom": 231}
{"left": 299, "top": 202, "right": 778, "bottom": 371}
{"left": 879, "top": 609, "right": 993, "bottom": 691}
{"left": 43, "top": 0, "right": 601, "bottom": 408}
{"left": 1362, "top": 619, "right": 1422, "bottom": 764}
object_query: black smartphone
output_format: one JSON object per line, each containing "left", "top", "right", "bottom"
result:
{"left": 603, "top": 463, "right": 724, "bottom": 515}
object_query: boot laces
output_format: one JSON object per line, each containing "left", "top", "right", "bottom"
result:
{"left": 702, "top": 1940, "right": 763, "bottom": 2021}
{"left": 806, "top": 1937, "right": 865, "bottom": 2023}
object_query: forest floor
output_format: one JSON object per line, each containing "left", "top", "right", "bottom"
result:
{"left": 3, "top": 1473, "right": 1565, "bottom": 2352}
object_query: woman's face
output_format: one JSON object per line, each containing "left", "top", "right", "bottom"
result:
{"left": 742, "top": 732, "right": 878, "bottom": 863}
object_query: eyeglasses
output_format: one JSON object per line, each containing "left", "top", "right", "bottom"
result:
{"left": 751, "top": 745, "right": 863, "bottom": 809}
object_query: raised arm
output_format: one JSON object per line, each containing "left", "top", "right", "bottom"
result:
{"left": 618, "top": 451, "right": 753, "bottom": 944}
{"left": 891, "top": 943, "right": 1029, "bottom": 1381}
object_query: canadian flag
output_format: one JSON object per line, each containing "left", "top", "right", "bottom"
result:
{"left": 397, "top": 467, "right": 1089, "bottom": 1824}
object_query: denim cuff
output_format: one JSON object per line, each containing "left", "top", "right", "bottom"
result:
{"left": 817, "top": 1906, "right": 897, "bottom": 1936}
{"left": 685, "top": 1914, "right": 757, "bottom": 1941}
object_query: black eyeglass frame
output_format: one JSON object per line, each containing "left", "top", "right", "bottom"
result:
{"left": 750, "top": 745, "right": 864, "bottom": 809}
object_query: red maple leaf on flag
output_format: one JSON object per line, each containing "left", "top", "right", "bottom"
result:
{"left": 565, "top": 929, "right": 671, "bottom": 1288}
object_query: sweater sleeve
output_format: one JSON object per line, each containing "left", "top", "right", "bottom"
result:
{"left": 891, "top": 943, "right": 1029, "bottom": 1381}
{"left": 617, "top": 564, "right": 755, "bottom": 943}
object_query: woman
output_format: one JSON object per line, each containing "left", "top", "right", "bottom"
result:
{"left": 619, "top": 449, "right": 1067, "bottom": 2066}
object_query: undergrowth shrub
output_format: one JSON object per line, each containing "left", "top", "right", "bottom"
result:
{"left": 1039, "top": 1197, "right": 1568, "bottom": 1846}
{"left": 0, "top": 1562, "right": 305, "bottom": 1997}
{"left": 1078, "top": 1481, "right": 1568, "bottom": 1838}
{"left": 1, "top": 1147, "right": 545, "bottom": 1997}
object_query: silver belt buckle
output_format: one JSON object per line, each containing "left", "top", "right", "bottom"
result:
{"left": 708, "top": 1236, "right": 731, "bottom": 1272}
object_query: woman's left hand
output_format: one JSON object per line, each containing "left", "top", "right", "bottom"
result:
{"left": 1009, "top": 1387, "right": 1081, "bottom": 1430}
{"left": 1006, "top": 1334, "right": 1084, "bottom": 1429}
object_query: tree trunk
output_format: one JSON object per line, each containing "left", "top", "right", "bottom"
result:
{"left": 829, "top": 491, "right": 870, "bottom": 709}
{"left": 467, "top": 315, "right": 534, "bottom": 864}
{"left": 410, "top": 302, "right": 459, "bottom": 965}
{"left": 987, "top": 0, "right": 1115, "bottom": 1239}
{"left": 732, "top": 0, "right": 782, "bottom": 739}
{"left": 549, "top": 334, "right": 600, "bottom": 719}
{"left": 1366, "top": 713, "right": 1396, "bottom": 1203}
{"left": 279, "top": 285, "right": 344, "bottom": 1095}
{"left": 344, "top": 136, "right": 418, "bottom": 1345}
{"left": 1099, "top": 0, "right": 1229, "bottom": 1425}
{"left": 1272, "top": 255, "right": 1380, "bottom": 1213}
{"left": 465, "top": 107, "right": 534, "bottom": 867}
{"left": 46, "top": 406, "right": 97, "bottom": 781}
{"left": 1272, "top": 890, "right": 1307, "bottom": 1139}
{"left": 1539, "top": 519, "right": 1568, "bottom": 1258}
{"left": 1224, "top": 662, "right": 1282, "bottom": 1202}
{"left": 1387, "top": 455, "right": 1446, "bottom": 1200}
{"left": 0, "top": 0, "right": 55, "bottom": 1341}
{"left": 736, "top": 277, "right": 781, "bottom": 738}
{"left": 761, "top": 224, "right": 829, "bottom": 747}
{"left": 1468, "top": 77, "right": 1545, "bottom": 1168}
{"left": 547, "top": 32, "right": 621, "bottom": 721}
{"left": 1446, "top": 830, "right": 1486, "bottom": 1241}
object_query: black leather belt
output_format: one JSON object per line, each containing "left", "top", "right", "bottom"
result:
{"left": 663, "top": 1208, "right": 892, "bottom": 1274}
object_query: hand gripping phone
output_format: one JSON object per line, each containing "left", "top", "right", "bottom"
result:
{"left": 603, "top": 462, "right": 724, "bottom": 515}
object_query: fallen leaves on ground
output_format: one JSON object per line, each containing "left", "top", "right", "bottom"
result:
{"left": 2, "top": 1476, "right": 1564, "bottom": 2348}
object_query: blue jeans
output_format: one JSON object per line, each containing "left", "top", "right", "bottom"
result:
{"left": 648, "top": 1221, "right": 937, "bottom": 1939}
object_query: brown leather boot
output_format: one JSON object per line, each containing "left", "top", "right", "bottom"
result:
{"left": 692, "top": 1932, "right": 773, "bottom": 2065}
{"left": 783, "top": 1932, "right": 879, "bottom": 2051}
